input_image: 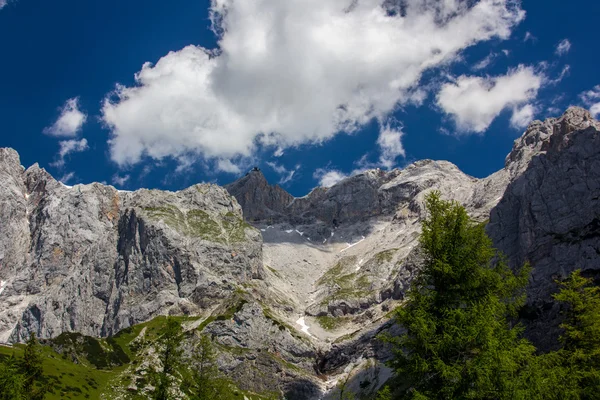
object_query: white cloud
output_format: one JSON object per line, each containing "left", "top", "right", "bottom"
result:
{"left": 580, "top": 85, "right": 600, "bottom": 104}
{"left": 102, "top": 0, "right": 524, "bottom": 168}
{"left": 472, "top": 53, "right": 497, "bottom": 71}
{"left": 216, "top": 159, "right": 242, "bottom": 174}
{"left": 273, "top": 148, "right": 284, "bottom": 157}
{"left": 44, "top": 98, "right": 87, "bottom": 137}
{"left": 436, "top": 65, "right": 544, "bottom": 133}
{"left": 112, "top": 174, "right": 130, "bottom": 187}
{"left": 523, "top": 31, "right": 536, "bottom": 42}
{"left": 555, "top": 39, "right": 571, "bottom": 56}
{"left": 266, "top": 162, "right": 299, "bottom": 185}
{"left": 510, "top": 104, "right": 537, "bottom": 129}
{"left": 580, "top": 85, "right": 600, "bottom": 118}
{"left": 377, "top": 122, "right": 405, "bottom": 169}
{"left": 0, "top": 1, "right": 7, "bottom": 10}
{"left": 313, "top": 168, "right": 349, "bottom": 188}
{"left": 50, "top": 138, "right": 89, "bottom": 168}
{"left": 59, "top": 172, "right": 76, "bottom": 184}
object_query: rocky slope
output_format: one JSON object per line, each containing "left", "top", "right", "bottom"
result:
{"left": 0, "top": 154, "right": 263, "bottom": 343}
{"left": 488, "top": 106, "right": 600, "bottom": 350}
{"left": 0, "top": 107, "right": 598, "bottom": 398}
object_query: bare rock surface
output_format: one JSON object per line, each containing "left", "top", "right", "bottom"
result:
{"left": 487, "top": 107, "right": 600, "bottom": 350}
{"left": 0, "top": 156, "right": 263, "bottom": 342}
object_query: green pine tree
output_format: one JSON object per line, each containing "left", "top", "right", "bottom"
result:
{"left": 21, "top": 333, "right": 47, "bottom": 400}
{"left": 552, "top": 270, "right": 600, "bottom": 397}
{"left": 150, "top": 318, "right": 184, "bottom": 400}
{"left": 0, "top": 354, "right": 25, "bottom": 400}
{"left": 186, "top": 335, "right": 235, "bottom": 400}
{"left": 384, "top": 191, "right": 538, "bottom": 399}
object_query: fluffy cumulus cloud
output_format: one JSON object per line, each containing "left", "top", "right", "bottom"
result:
{"left": 580, "top": 85, "right": 600, "bottom": 118}
{"left": 51, "top": 138, "right": 89, "bottom": 168}
{"left": 436, "top": 65, "right": 543, "bottom": 133}
{"left": 555, "top": 39, "right": 572, "bottom": 56}
{"left": 510, "top": 104, "right": 537, "bottom": 129}
{"left": 44, "top": 98, "right": 87, "bottom": 137}
{"left": 102, "top": 0, "right": 525, "bottom": 167}
{"left": 377, "top": 123, "right": 406, "bottom": 169}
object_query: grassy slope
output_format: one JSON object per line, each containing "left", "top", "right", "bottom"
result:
{"left": 0, "top": 314, "right": 278, "bottom": 400}
{"left": 0, "top": 344, "right": 122, "bottom": 399}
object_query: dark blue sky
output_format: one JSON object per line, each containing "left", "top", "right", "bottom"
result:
{"left": 0, "top": 0, "right": 598, "bottom": 196}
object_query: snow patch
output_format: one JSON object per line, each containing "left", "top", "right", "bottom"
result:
{"left": 340, "top": 236, "right": 366, "bottom": 253}
{"left": 24, "top": 193, "right": 30, "bottom": 200}
{"left": 296, "top": 317, "right": 313, "bottom": 338}
{"left": 261, "top": 229, "right": 266, "bottom": 232}
{"left": 295, "top": 229, "right": 304, "bottom": 236}
{"left": 285, "top": 229, "right": 294, "bottom": 234}
{"left": 355, "top": 259, "right": 365, "bottom": 272}
{"left": 0, "top": 281, "right": 6, "bottom": 296}
{"left": 61, "top": 183, "right": 73, "bottom": 189}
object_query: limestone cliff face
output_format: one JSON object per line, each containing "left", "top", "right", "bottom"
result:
{"left": 0, "top": 152, "right": 263, "bottom": 342}
{"left": 487, "top": 107, "right": 600, "bottom": 350}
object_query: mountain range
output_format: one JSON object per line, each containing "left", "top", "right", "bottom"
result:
{"left": 0, "top": 107, "right": 599, "bottom": 399}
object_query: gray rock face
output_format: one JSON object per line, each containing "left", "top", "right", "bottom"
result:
{"left": 0, "top": 154, "right": 263, "bottom": 342}
{"left": 487, "top": 107, "right": 600, "bottom": 350}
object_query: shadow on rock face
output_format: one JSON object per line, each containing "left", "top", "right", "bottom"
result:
{"left": 284, "top": 379, "right": 323, "bottom": 400}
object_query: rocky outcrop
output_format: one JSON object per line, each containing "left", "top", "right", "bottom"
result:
{"left": 0, "top": 154, "right": 263, "bottom": 342}
{"left": 487, "top": 107, "right": 600, "bottom": 350}
{"left": 225, "top": 169, "right": 295, "bottom": 222}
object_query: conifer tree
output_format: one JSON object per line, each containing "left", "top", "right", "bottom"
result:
{"left": 151, "top": 318, "right": 184, "bottom": 400}
{"left": 553, "top": 270, "right": 600, "bottom": 397}
{"left": 22, "top": 333, "right": 46, "bottom": 400}
{"left": 385, "top": 191, "right": 537, "bottom": 399}
{"left": 0, "top": 355, "right": 24, "bottom": 400}
{"left": 186, "top": 335, "right": 234, "bottom": 400}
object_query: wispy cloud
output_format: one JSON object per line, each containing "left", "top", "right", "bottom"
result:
{"left": 266, "top": 162, "right": 299, "bottom": 185}
{"left": 580, "top": 85, "right": 600, "bottom": 118}
{"left": 112, "top": 174, "right": 130, "bottom": 187}
{"left": 555, "top": 39, "right": 572, "bottom": 56}
{"left": 59, "top": 172, "right": 76, "bottom": 184}
{"left": 50, "top": 138, "right": 89, "bottom": 168}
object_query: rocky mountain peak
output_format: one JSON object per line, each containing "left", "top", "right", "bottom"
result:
{"left": 225, "top": 168, "right": 295, "bottom": 222}
{"left": 505, "top": 107, "right": 600, "bottom": 178}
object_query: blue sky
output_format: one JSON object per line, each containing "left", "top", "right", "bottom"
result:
{"left": 0, "top": 0, "right": 598, "bottom": 197}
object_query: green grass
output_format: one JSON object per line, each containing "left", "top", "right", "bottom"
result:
{"left": 374, "top": 249, "right": 398, "bottom": 263}
{"left": 317, "top": 256, "right": 358, "bottom": 286}
{"left": 0, "top": 311, "right": 287, "bottom": 399}
{"left": 315, "top": 316, "right": 348, "bottom": 331}
{"left": 142, "top": 206, "right": 253, "bottom": 244}
{"left": 0, "top": 344, "right": 123, "bottom": 400}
